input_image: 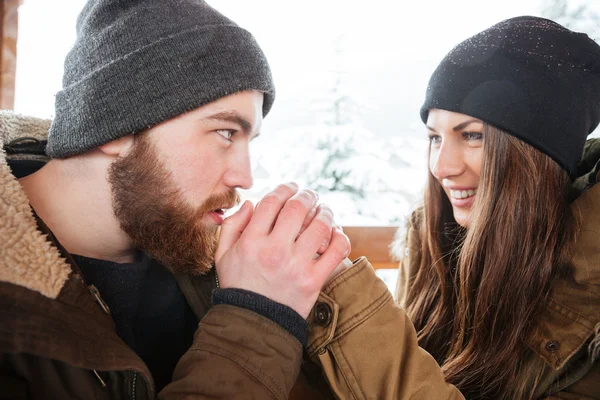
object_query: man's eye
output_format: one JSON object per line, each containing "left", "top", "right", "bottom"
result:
{"left": 216, "top": 130, "right": 234, "bottom": 141}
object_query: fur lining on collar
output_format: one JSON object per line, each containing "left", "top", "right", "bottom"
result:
{"left": 0, "top": 109, "right": 51, "bottom": 143}
{"left": 0, "top": 111, "right": 70, "bottom": 299}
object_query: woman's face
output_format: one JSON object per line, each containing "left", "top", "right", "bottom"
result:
{"left": 427, "top": 109, "right": 484, "bottom": 228}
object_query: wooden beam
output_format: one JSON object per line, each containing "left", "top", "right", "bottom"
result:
{"left": 0, "top": 0, "right": 21, "bottom": 110}
{"left": 342, "top": 226, "right": 399, "bottom": 270}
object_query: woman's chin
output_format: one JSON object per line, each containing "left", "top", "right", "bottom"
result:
{"left": 452, "top": 209, "right": 471, "bottom": 228}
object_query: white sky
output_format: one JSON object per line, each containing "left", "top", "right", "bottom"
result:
{"left": 15, "top": 0, "right": 544, "bottom": 136}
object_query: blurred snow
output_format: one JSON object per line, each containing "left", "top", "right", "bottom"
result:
{"left": 375, "top": 268, "right": 399, "bottom": 299}
{"left": 240, "top": 123, "right": 428, "bottom": 226}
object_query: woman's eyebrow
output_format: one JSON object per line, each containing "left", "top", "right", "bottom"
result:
{"left": 453, "top": 119, "right": 483, "bottom": 132}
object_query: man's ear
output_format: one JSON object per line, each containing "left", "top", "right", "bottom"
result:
{"left": 98, "top": 135, "right": 134, "bottom": 156}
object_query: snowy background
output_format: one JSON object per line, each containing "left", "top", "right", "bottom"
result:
{"left": 14, "top": 0, "right": 600, "bottom": 293}
{"left": 15, "top": 0, "right": 599, "bottom": 228}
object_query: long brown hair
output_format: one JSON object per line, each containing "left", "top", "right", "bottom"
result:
{"left": 400, "top": 124, "right": 579, "bottom": 399}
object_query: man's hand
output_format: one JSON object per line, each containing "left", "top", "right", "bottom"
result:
{"left": 215, "top": 183, "right": 350, "bottom": 318}
{"left": 299, "top": 206, "right": 354, "bottom": 286}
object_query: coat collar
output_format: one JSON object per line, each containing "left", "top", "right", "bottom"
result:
{"left": 0, "top": 111, "right": 69, "bottom": 299}
{"left": 530, "top": 138, "right": 600, "bottom": 370}
{"left": 0, "top": 111, "right": 150, "bottom": 391}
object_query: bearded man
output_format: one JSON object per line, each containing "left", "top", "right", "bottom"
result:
{"left": 0, "top": 0, "right": 350, "bottom": 398}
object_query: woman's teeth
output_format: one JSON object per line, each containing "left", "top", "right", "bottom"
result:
{"left": 450, "top": 188, "right": 477, "bottom": 199}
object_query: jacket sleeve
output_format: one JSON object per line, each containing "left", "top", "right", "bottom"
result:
{"left": 542, "top": 359, "right": 600, "bottom": 399}
{"left": 305, "top": 257, "right": 464, "bottom": 400}
{"left": 0, "top": 374, "right": 28, "bottom": 400}
{"left": 396, "top": 222, "right": 421, "bottom": 308}
{"left": 159, "top": 304, "right": 303, "bottom": 400}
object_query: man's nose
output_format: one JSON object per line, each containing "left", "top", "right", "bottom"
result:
{"left": 223, "top": 147, "right": 254, "bottom": 190}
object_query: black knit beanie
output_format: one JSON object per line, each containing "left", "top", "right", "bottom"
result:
{"left": 420, "top": 16, "right": 600, "bottom": 174}
{"left": 47, "top": 0, "right": 275, "bottom": 158}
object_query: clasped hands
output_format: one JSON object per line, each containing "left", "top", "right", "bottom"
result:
{"left": 215, "top": 182, "right": 352, "bottom": 318}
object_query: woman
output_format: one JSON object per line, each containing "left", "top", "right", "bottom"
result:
{"left": 299, "top": 16, "right": 600, "bottom": 400}
{"left": 397, "top": 15, "right": 600, "bottom": 399}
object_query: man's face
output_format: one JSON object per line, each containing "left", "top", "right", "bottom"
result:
{"left": 108, "top": 90, "right": 263, "bottom": 274}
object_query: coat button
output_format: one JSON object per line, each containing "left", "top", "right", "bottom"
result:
{"left": 314, "top": 303, "right": 332, "bottom": 327}
{"left": 545, "top": 341, "right": 560, "bottom": 353}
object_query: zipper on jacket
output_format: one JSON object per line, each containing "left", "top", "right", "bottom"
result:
{"left": 131, "top": 371, "right": 138, "bottom": 400}
{"left": 88, "top": 285, "right": 111, "bottom": 315}
{"left": 93, "top": 369, "right": 107, "bottom": 388}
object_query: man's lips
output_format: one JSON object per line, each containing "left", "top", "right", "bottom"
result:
{"left": 206, "top": 205, "right": 238, "bottom": 224}
{"left": 207, "top": 210, "right": 225, "bottom": 224}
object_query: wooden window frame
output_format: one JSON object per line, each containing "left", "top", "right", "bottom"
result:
{"left": 343, "top": 226, "right": 399, "bottom": 270}
{"left": 0, "top": 0, "right": 21, "bottom": 110}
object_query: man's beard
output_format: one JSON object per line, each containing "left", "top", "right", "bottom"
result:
{"left": 108, "top": 134, "right": 240, "bottom": 275}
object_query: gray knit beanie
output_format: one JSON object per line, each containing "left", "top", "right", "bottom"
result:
{"left": 46, "top": 0, "right": 275, "bottom": 158}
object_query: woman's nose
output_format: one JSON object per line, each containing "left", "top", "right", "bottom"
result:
{"left": 430, "top": 141, "right": 465, "bottom": 180}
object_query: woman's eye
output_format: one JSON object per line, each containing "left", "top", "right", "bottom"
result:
{"left": 463, "top": 131, "right": 483, "bottom": 141}
{"left": 428, "top": 134, "right": 442, "bottom": 145}
{"left": 216, "top": 130, "right": 234, "bottom": 141}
